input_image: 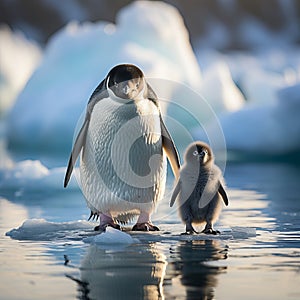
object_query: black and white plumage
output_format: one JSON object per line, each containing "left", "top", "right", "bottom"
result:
{"left": 170, "top": 141, "right": 228, "bottom": 234}
{"left": 64, "top": 64, "right": 180, "bottom": 231}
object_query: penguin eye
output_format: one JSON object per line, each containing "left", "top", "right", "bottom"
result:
{"left": 193, "top": 150, "right": 198, "bottom": 156}
{"left": 136, "top": 83, "right": 140, "bottom": 89}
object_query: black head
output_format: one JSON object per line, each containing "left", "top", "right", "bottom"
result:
{"left": 184, "top": 141, "right": 213, "bottom": 166}
{"left": 106, "top": 64, "right": 145, "bottom": 100}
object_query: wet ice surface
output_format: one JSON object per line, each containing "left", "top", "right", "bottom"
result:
{"left": 1, "top": 163, "right": 300, "bottom": 300}
{"left": 6, "top": 218, "right": 255, "bottom": 243}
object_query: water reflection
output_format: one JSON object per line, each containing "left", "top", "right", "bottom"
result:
{"left": 226, "top": 162, "right": 300, "bottom": 244}
{"left": 2, "top": 162, "right": 300, "bottom": 300}
{"left": 73, "top": 243, "right": 167, "bottom": 300}
{"left": 165, "top": 240, "right": 228, "bottom": 300}
{"left": 68, "top": 239, "right": 229, "bottom": 300}
{"left": 0, "top": 198, "right": 76, "bottom": 300}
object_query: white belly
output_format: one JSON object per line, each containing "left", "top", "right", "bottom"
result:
{"left": 80, "top": 98, "right": 167, "bottom": 217}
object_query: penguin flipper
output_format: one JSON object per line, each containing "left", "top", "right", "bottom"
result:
{"left": 88, "top": 78, "right": 107, "bottom": 105}
{"left": 218, "top": 182, "right": 229, "bottom": 206}
{"left": 170, "top": 179, "right": 181, "bottom": 207}
{"left": 145, "top": 82, "right": 180, "bottom": 178}
{"left": 64, "top": 79, "right": 108, "bottom": 188}
{"left": 64, "top": 118, "right": 89, "bottom": 188}
{"left": 160, "top": 117, "right": 180, "bottom": 179}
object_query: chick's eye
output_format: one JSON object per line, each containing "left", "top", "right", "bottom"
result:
{"left": 201, "top": 149, "right": 208, "bottom": 156}
{"left": 193, "top": 150, "right": 198, "bottom": 156}
{"left": 136, "top": 83, "right": 139, "bottom": 89}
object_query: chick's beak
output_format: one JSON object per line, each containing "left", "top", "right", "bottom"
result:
{"left": 199, "top": 151, "right": 205, "bottom": 158}
{"left": 197, "top": 151, "right": 206, "bottom": 161}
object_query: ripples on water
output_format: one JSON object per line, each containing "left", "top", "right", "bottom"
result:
{"left": 0, "top": 162, "right": 300, "bottom": 300}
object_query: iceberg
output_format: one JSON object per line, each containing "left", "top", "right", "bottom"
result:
{"left": 200, "top": 61, "right": 245, "bottom": 116}
{"left": 194, "top": 81, "right": 300, "bottom": 155}
{"left": 3, "top": 0, "right": 300, "bottom": 158}
{"left": 194, "top": 47, "right": 300, "bottom": 155}
{"left": 0, "top": 159, "right": 77, "bottom": 190}
{"left": 0, "top": 25, "right": 42, "bottom": 116}
{"left": 6, "top": 1, "right": 202, "bottom": 152}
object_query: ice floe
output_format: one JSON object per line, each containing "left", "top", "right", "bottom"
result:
{"left": 6, "top": 218, "right": 256, "bottom": 243}
{"left": 6, "top": 218, "right": 93, "bottom": 241}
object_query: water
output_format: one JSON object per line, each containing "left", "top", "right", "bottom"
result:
{"left": 1, "top": 162, "right": 300, "bottom": 300}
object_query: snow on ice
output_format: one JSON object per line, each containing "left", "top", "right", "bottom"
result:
{"left": 84, "top": 227, "right": 140, "bottom": 246}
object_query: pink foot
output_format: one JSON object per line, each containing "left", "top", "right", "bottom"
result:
{"left": 132, "top": 222, "right": 159, "bottom": 231}
{"left": 93, "top": 213, "right": 120, "bottom": 232}
{"left": 132, "top": 211, "right": 159, "bottom": 231}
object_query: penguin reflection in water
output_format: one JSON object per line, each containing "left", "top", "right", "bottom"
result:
{"left": 64, "top": 64, "right": 180, "bottom": 232}
{"left": 170, "top": 141, "right": 228, "bottom": 235}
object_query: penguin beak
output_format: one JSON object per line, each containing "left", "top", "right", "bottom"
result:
{"left": 123, "top": 81, "right": 137, "bottom": 98}
{"left": 197, "top": 151, "right": 206, "bottom": 162}
{"left": 194, "top": 154, "right": 201, "bottom": 161}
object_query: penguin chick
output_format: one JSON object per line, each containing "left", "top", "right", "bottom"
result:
{"left": 170, "top": 141, "right": 228, "bottom": 235}
{"left": 64, "top": 64, "right": 180, "bottom": 232}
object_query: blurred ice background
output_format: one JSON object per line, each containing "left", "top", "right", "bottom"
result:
{"left": 0, "top": 0, "right": 299, "bottom": 192}
{"left": 1, "top": 0, "right": 300, "bottom": 169}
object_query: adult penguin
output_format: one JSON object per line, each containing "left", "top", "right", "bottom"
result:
{"left": 64, "top": 64, "right": 180, "bottom": 232}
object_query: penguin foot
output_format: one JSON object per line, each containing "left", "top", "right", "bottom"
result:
{"left": 132, "top": 222, "right": 159, "bottom": 231}
{"left": 184, "top": 223, "right": 198, "bottom": 235}
{"left": 181, "top": 230, "right": 198, "bottom": 235}
{"left": 94, "top": 222, "right": 121, "bottom": 232}
{"left": 93, "top": 213, "right": 121, "bottom": 232}
{"left": 202, "top": 228, "right": 220, "bottom": 235}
